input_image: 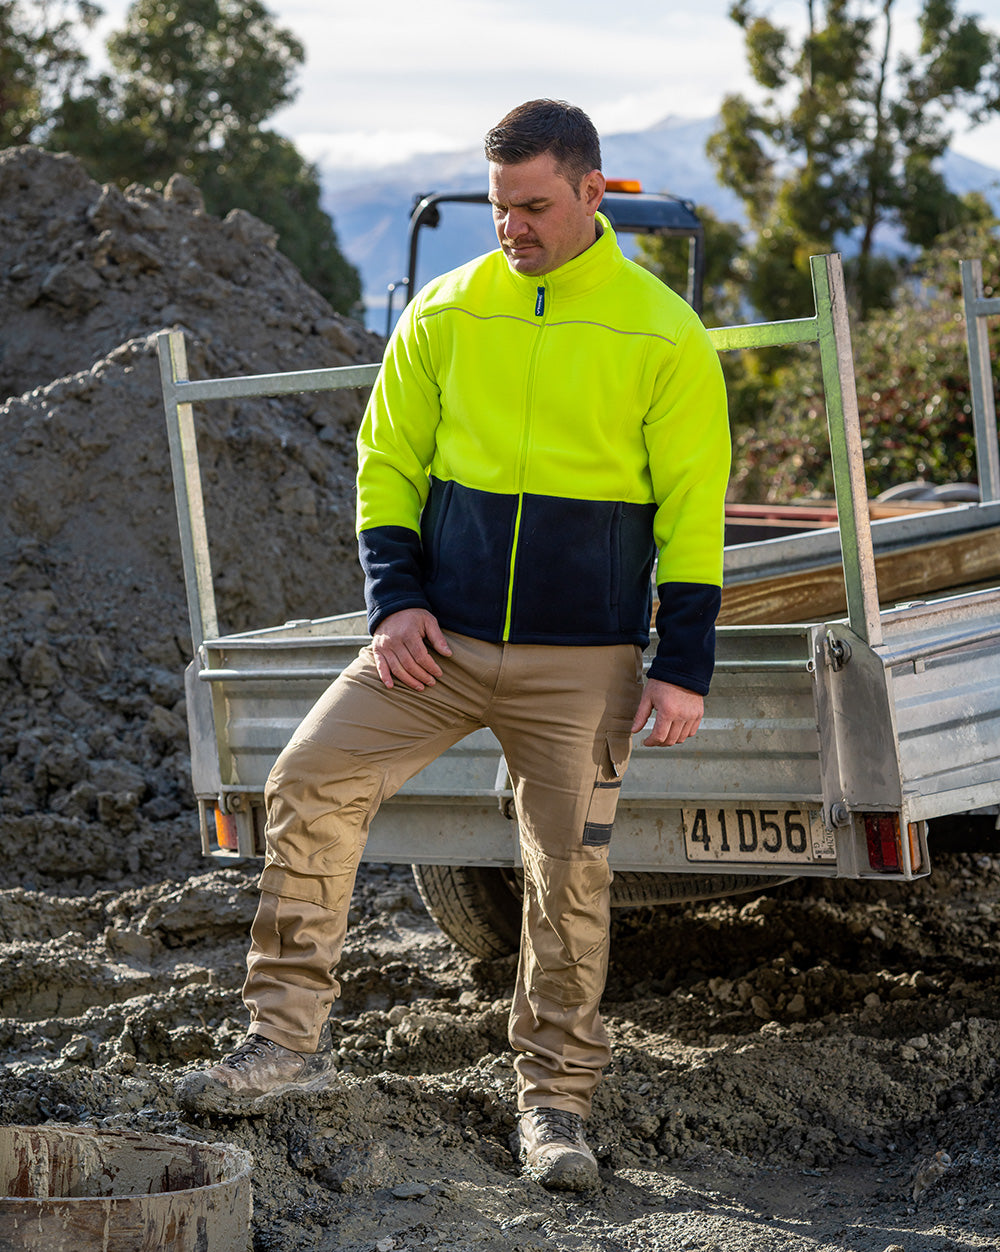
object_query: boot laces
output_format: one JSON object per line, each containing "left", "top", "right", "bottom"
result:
{"left": 223, "top": 1036, "right": 278, "bottom": 1072}
{"left": 528, "top": 1107, "right": 584, "bottom": 1144}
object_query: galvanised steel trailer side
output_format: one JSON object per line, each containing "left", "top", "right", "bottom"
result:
{"left": 158, "top": 253, "right": 1000, "bottom": 954}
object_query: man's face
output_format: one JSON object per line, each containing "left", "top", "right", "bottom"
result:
{"left": 488, "top": 151, "right": 606, "bottom": 277}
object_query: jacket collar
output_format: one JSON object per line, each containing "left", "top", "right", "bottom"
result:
{"left": 504, "top": 212, "right": 624, "bottom": 301}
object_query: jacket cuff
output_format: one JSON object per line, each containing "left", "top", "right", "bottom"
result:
{"left": 358, "top": 525, "right": 431, "bottom": 634}
{"left": 649, "top": 582, "right": 722, "bottom": 695}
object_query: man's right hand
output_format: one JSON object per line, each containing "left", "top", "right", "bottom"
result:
{"left": 371, "top": 608, "right": 453, "bottom": 691}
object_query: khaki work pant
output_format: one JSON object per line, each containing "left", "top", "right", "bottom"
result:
{"left": 244, "top": 631, "right": 643, "bottom": 1117}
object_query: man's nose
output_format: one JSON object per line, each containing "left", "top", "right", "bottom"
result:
{"left": 504, "top": 211, "right": 529, "bottom": 239}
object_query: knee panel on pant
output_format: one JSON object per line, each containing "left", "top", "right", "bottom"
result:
{"left": 261, "top": 741, "right": 384, "bottom": 904}
{"left": 510, "top": 727, "right": 627, "bottom": 1011}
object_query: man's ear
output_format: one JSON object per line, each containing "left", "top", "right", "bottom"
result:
{"left": 582, "top": 169, "right": 606, "bottom": 214}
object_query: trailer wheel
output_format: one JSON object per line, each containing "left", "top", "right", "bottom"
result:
{"left": 411, "top": 865, "right": 786, "bottom": 960}
{"left": 411, "top": 864, "right": 523, "bottom": 960}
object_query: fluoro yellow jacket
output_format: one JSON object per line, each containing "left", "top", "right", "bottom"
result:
{"left": 357, "top": 215, "right": 731, "bottom": 693}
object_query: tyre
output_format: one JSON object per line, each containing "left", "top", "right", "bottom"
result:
{"left": 610, "top": 869, "right": 791, "bottom": 909}
{"left": 411, "top": 864, "right": 523, "bottom": 960}
{"left": 411, "top": 864, "right": 788, "bottom": 959}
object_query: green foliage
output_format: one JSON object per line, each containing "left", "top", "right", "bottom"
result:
{"left": 634, "top": 205, "right": 745, "bottom": 326}
{"left": 0, "top": 0, "right": 99, "bottom": 145}
{"left": 709, "top": 0, "right": 1000, "bottom": 320}
{"left": 98, "top": 0, "right": 303, "bottom": 180}
{"left": 195, "top": 131, "right": 362, "bottom": 313}
{"left": 729, "top": 221, "right": 1000, "bottom": 503}
{"left": 35, "top": 0, "right": 362, "bottom": 316}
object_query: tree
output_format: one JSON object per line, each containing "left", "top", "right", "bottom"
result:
{"left": 194, "top": 129, "right": 362, "bottom": 313}
{"left": 101, "top": 0, "right": 301, "bottom": 181}
{"left": 709, "top": 0, "right": 999, "bottom": 319}
{"left": 634, "top": 205, "right": 745, "bottom": 327}
{"left": 0, "top": 0, "right": 100, "bottom": 145}
{"left": 48, "top": 0, "right": 362, "bottom": 315}
{"left": 729, "top": 217, "right": 1000, "bottom": 503}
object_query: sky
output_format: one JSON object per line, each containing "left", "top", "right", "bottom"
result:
{"left": 88, "top": 0, "right": 1000, "bottom": 172}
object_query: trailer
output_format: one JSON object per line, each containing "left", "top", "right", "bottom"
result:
{"left": 158, "top": 253, "right": 1000, "bottom": 958}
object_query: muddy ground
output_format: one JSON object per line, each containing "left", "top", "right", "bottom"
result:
{"left": 3, "top": 144, "right": 1000, "bottom": 1250}
{"left": 3, "top": 858, "right": 1000, "bottom": 1251}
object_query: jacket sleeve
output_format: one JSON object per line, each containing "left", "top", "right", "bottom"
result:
{"left": 355, "top": 299, "right": 441, "bottom": 633}
{"left": 643, "top": 314, "right": 730, "bottom": 694}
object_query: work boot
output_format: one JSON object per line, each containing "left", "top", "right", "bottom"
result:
{"left": 511, "top": 1106, "right": 600, "bottom": 1191}
{"left": 175, "top": 1034, "right": 307, "bottom": 1113}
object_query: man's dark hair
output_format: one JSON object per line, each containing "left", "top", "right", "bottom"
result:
{"left": 484, "top": 99, "right": 601, "bottom": 190}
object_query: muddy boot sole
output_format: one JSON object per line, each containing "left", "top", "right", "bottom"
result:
{"left": 174, "top": 1069, "right": 275, "bottom": 1115}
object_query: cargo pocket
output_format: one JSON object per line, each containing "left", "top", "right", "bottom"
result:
{"left": 581, "top": 730, "right": 633, "bottom": 848}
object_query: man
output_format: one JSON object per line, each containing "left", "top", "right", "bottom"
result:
{"left": 177, "top": 99, "right": 730, "bottom": 1192}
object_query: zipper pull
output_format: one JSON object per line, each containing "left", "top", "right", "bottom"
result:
{"left": 535, "top": 286, "right": 545, "bottom": 317}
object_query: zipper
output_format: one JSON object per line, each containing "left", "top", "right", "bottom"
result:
{"left": 503, "top": 278, "right": 549, "bottom": 640}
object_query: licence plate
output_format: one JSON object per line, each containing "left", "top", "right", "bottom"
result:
{"left": 683, "top": 805, "right": 836, "bottom": 864}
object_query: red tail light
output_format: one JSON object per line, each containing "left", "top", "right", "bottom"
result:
{"left": 864, "top": 813, "right": 901, "bottom": 872}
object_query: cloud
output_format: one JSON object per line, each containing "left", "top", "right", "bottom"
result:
{"left": 296, "top": 129, "right": 469, "bottom": 169}
{"left": 85, "top": 0, "right": 1000, "bottom": 171}
{"left": 276, "top": 0, "right": 744, "bottom": 139}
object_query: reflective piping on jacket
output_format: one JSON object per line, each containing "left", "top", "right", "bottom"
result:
{"left": 419, "top": 306, "right": 677, "bottom": 347}
{"left": 419, "top": 306, "right": 544, "bottom": 331}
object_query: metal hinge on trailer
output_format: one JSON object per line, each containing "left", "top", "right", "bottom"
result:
{"left": 825, "top": 630, "right": 852, "bottom": 671}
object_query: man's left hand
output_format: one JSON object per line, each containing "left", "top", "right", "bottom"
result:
{"left": 631, "top": 678, "right": 704, "bottom": 747}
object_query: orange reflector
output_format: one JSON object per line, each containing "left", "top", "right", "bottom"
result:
{"left": 864, "top": 813, "right": 901, "bottom": 872}
{"left": 605, "top": 178, "right": 643, "bottom": 193}
{"left": 214, "top": 808, "right": 239, "bottom": 850}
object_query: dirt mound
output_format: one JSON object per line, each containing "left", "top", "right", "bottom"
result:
{"left": 0, "top": 145, "right": 382, "bottom": 891}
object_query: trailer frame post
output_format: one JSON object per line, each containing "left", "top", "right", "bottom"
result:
{"left": 811, "top": 253, "right": 882, "bottom": 647}
{"left": 961, "top": 258, "right": 1000, "bottom": 503}
{"left": 157, "top": 330, "right": 219, "bottom": 653}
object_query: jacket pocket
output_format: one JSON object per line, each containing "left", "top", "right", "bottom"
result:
{"left": 510, "top": 496, "right": 656, "bottom": 640}
{"left": 421, "top": 479, "right": 518, "bottom": 638}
